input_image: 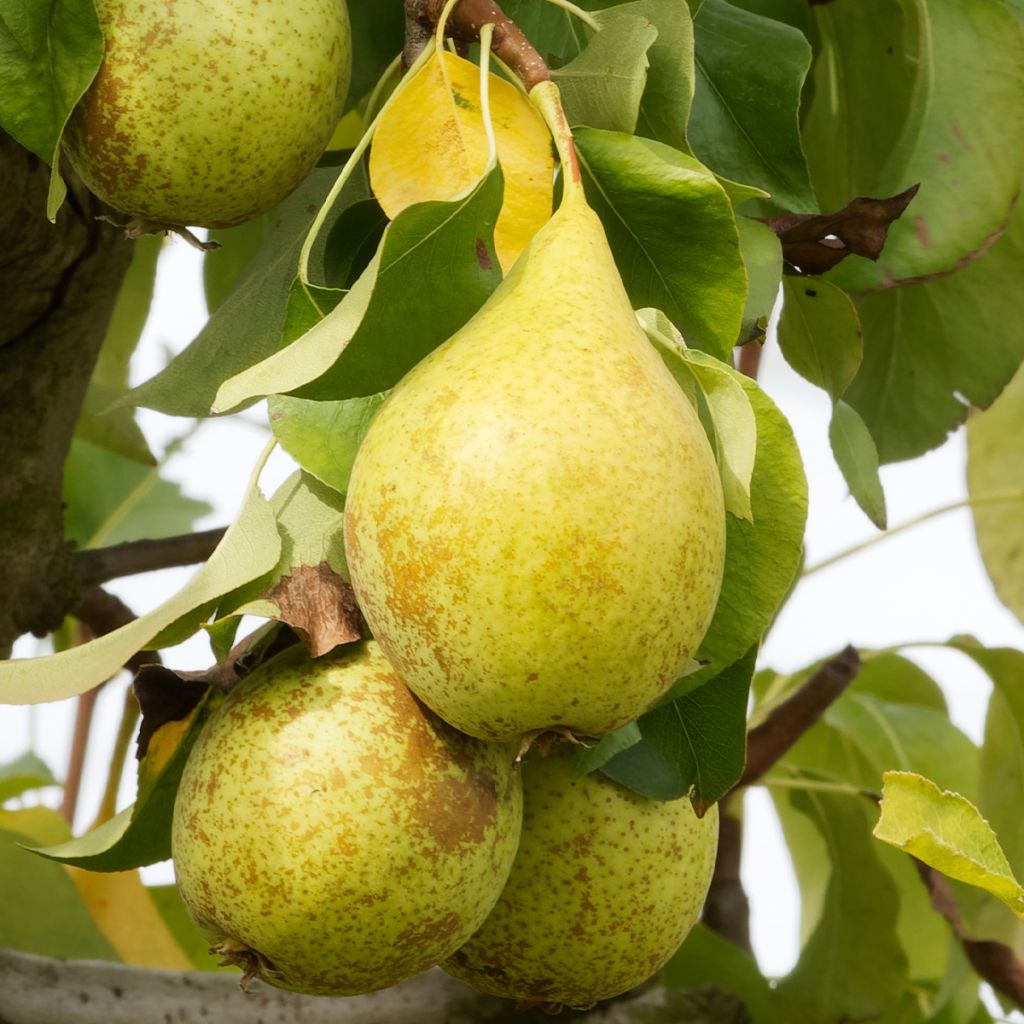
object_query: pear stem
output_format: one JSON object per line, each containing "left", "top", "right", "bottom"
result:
{"left": 530, "top": 81, "right": 582, "bottom": 195}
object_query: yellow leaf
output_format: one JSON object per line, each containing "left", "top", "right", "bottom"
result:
{"left": 369, "top": 51, "right": 553, "bottom": 272}
{"left": 874, "top": 770, "right": 1024, "bottom": 920}
{"left": 0, "top": 806, "right": 72, "bottom": 846}
{"left": 67, "top": 867, "right": 194, "bottom": 970}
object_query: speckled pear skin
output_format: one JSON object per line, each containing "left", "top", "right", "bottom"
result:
{"left": 444, "top": 748, "right": 718, "bottom": 1008}
{"left": 63, "top": 0, "right": 351, "bottom": 228}
{"left": 344, "top": 189, "right": 726, "bottom": 742}
{"left": 171, "top": 641, "right": 523, "bottom": 996}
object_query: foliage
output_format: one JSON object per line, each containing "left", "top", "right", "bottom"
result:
{"left": 0, "top": 0, "right": 1022, "bottom": 1020}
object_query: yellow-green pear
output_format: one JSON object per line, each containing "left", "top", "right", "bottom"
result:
{"left": 63, "top": 0, "right": 352, "bottom": 228}
{"left": 444, "top": 748, "right": 718, "bottom": 1009}
{"left": 171, "top": 641, "right": 522, "bottom": 996}
{"left": 344, "top": 118, "right": 726, "bottom": 743}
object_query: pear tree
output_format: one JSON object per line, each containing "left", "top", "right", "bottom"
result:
{"left": 1, "top": 0, "right": 1023, "bottom": 1022}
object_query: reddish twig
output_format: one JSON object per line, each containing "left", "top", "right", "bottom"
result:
{"left": 701, "top": 806, "right": 752, "bottom": 952}
{"left": 737, "top": 340, "right": 763, "bottom": 380}
{"left": 58, "top": 678, "right": 100, "bottom": 825}
{"left": 739, "top": 646, "right": 861, "bottom": 787}
{"left": 74, "top": 528, "right": 227, "bottom": 587}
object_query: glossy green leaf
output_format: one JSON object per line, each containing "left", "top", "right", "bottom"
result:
{"left": 576, "top": 127, "right": 746, "bottom": 359}
{"left": 0, "top": 751, "right": 57, "bottom": 803}
{"left": 692, "top": 375, "right": 806, "bottom": 683}
{"left": 809, "top": 0, "right": 1024, "bottom": 290}
{"left": 875, "top": 771, "right": 1024, "bottom": 920}
{"left": 572, "top": 721, "right": 642, "bottom": 777}
{"left": 62, "top": 438, "right": 210, "bottom": 549}
{"left": 216, "top": 167, "right": 503, "bottom": 409}
{"left": 736, "top": 216, "right": 781, "bottom": 343}
{"left": 778, "top": 277, "right": 862, "bottom": 403}
{"left": 0, "top": 470, "right": 280, "bottom": 703}
{"left": 269, "top": 393, "right": 385, "bottom": 496}
{"left": 689, "top": 0, "right": 815, "bottom": 213}
{"left": 128, "top": 166, "right": 367, "bottom": 418}
{"left": 967, "top": 363, "right": 1024, "bottom": 624}
{"left": 554, "top": 9, "right": 657, "bottom": 133}
{"left": 829, "top": 400, "right": 886, "bottom": 529}
{"left": 30, "top": 688, "right": 220, "bottom": 871}
{"left": 0, "top": 0, "right": 104, "bottom": 217}
{"left": 778, "top": 791, "right": 909, "bottom": 1022}
{"left": 845, "top": 201, "right": 1024, "bottom": 463}
{"left": 600, "top": 644, "right": 755, "bottom": 805}
{"left": 323, "top": 197, "right": 388, "bottom": 289}
{"left": 0, "top": 814, "right": 118, "bottom": 960}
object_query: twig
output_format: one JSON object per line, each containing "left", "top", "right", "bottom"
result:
{"left": 739, "top": 645, "right": 860, "bottom": 787}
{"left": 408, "top": 0, "right": 551, "bottom": 90}
{"left": 915, "top": 860, "right": 1024, "bottom": 1008}
{"left": 59, "top": 679, "right": 99, "bottom": 825}
{"left": 737, "top": 340, "right": 763, "bottom": 380}
{"left": 74, "top": 528, "right": 227, "bottom": 587}
{"left": 701, "top": 804, "right": 752, "bottom": 953}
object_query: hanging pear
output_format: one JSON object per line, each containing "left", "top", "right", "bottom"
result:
{"left": 344, "top": 83, "right": 726, "bottom": 742}
{"left": 443, "top": 747, "right": 719, "bottom": 1009}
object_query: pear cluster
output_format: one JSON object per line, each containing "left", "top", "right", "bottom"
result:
{"left": 174, "top": 84, "right": 726, "bottom": 1008}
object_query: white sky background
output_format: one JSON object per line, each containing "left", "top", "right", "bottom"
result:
{"left": 5, "top": 236, "right": 1024, "bottom": 984}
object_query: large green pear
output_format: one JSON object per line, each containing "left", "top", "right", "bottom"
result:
{"left": 344, "top": 183, "right": 726, "bottom": 742}
{"left": 63, "top": 0, "right": 351, "bottom": 228}
{"left": 171, "top": 641, "right": 522, "bottom": 996}
{"left": 444, "top": 748, "right": 718, "bottom": 1008}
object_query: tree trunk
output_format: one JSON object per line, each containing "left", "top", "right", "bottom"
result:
{"left": 0, "top": 132, "right": 134, "bottom": 653}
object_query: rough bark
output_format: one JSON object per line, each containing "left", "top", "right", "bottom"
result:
{"left": 0, "top": 132, "right": 133, "bottom": 651}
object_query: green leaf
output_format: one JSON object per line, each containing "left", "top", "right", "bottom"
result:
{"left": 269, "top": 392, "right": 385, "bottom": 496}
{"left": 808, "top": 0, "right": 1024, "bottom": 290}
{"left": 203, "top": 216, "right": 267, "bottom": 315}
{"left": 30, "top": 688, "right": 220, "bottom": 871}
{"left": 845, "top": 201, "right": 1024, "bottom": 463}
{"left": 649, "top": 331, "right": 755, "bottom": 521}
{"left": 0, "top": 815, "right": 118, "bottom": 960}
{"left": 554, "top": 9, "right": 658, "bottom": 134}
{"left": 572, "top": 721, "right": 642, "bottom": 777}
{"left": 967, "top": 363, "right": 1024, "bottom": 624}
{"left": 664, "top": 924, "right": 780, "bottom": 1024}
{"left": 829, "top": 400, "right": 887, "bottom": 529}
{"left": 575, "top": 127, "right": 746, "bottom": 359}
{"left": 128, "top": 166, "right": 366, "bottom": 418}
{"left": 692, "top": 374, "right": 806, "bottom": 682}
{"left": 853, "top": 652, "right": 947, "bottom": 714}
{"left": 874, "top": 770, "right": 1024, "bottom": 920}
{"left": 62, "top": 438, "right": 211, "bottom": 549}
{"left": 0, "top": 469, "right": 280, "bottom": 703}
{"left": 0, "top": 0, "right": 104, "bottom": 217}
{"left": 778, "top": 276, "right": 862, "bottom": 403}
{"left": 630, "top": 0, "right": 695, "bottom": 148}
{"left": 777, "top": 791, "right": 909, "bottom": 1022}
{"left": 689, "top": 0, "right": 815, "bottom": 213}
{"left": 216, "top": 167, "right": 504, "bottom": 408}
{"left": 736, "top": 216, "right": 781, "bottom": 343}
{"left": 600, "top": 644, "right": 755, "bottom": 805}
{"left": 346, "top": 0, "right": 403, "bottom": 100}
{"left": 0, "top": 751, "right": 58, "bottom": 803}
{"left": 75, "top": 235, "right": 162, "bottom": 464}
{"left": 323, "top": 197, "right": 388, "bottom": 289}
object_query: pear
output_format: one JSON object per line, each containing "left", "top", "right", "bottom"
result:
{"left": 171, "top": 640, "right": 522, "bottom": 996}
{"left": 444, "top": 747, "right": 718, "bottom": 1008}
{"left": 344, "top": 86, "right": 726, "bottom": 743}
{"left": 63, "top": 0, "right": 352, "bottom": 228}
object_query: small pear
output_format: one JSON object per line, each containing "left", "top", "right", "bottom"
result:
{"left": 171, "top": 641, "right": 522, "bottom": 996}
{"left": 444, "top": 748, "right": 718, "bottom": 1009}
{"left": 344, "top": 87, "right": 726, "bottom": 742}
{"left": 63, "top": 0, "right": 351, "bottom": 228}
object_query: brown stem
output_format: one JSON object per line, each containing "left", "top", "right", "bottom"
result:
{"left": 701, "top": 800, "right": 752, "bottom": 952}
{"left": 408, "top": 0, "right": 551, "bottom": 90}
{"left": 739, "top": 646, "right": 860, "bottom": 787}
{"left": 74, "top": 528, "right": 227, "bottom": 587}
{"left": 59, "top": 682, "right": 100, "bottom": 825}
{"left": 737, "top": 339, "right": 763, "bottom": 380}
{"left": 75, "top": 585, "right": 162, "bottom": 675}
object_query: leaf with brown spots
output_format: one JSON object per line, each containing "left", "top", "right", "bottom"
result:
{"left": 267, "top": 563, "right": 361, "bottom": 657}
{"left": 762, "top": 184, "right": 919, "bottom": 275}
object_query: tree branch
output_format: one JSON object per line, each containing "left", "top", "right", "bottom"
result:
{"left": 0, "top": 132, "right": 133, "bottom": 651}
{"left": 701, "top": 804, "right": 752, "bottom": 953}
{"left": 737, "top": 340, "right": 763, "bottom": 380}
{"left": 406, "top": 0, "right": 551, "bottom": 90}
{"left": 739, "top": 646, "right": 861, "bottom": 787}
{"left": 74, "top": 528, "right": 228, "bottom": 587}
